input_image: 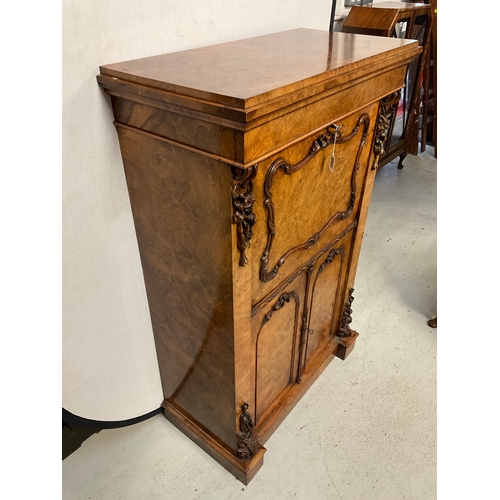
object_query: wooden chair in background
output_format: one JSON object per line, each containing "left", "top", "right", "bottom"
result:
{"left": 341, "top": 2, "right": 435, "bottom": 169}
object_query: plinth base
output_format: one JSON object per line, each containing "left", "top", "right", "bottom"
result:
{"left": 335, "top": 330, "right": 359, "bottom": 360}
{"left": 162, "top": 400, "right": 266, "bottom": 485}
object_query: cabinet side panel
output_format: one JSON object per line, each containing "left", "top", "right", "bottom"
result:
{"left": 115, "top": 126, "right": 236, "bottom": 450}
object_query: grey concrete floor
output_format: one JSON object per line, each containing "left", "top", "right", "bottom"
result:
{"left": 62, "top": 149, "right": 437, "bottom": 500}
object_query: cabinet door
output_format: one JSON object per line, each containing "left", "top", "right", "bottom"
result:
{"left": 250, "top": 273, "right": 307, "bottom": 425}
{"left": 305, "top": 224, "right": 356, "bottom": 366}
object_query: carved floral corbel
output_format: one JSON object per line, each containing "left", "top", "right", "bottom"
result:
{"left": 337, "top": 288, "right": 355, "bottom": 338}
{"left": 231, "top": 165, "right": 258, "bottom": 267}
{"left": 372, "top": 91, "right": 401, "bottom": 169}
{"left": 236, "top": 402, "right": 258, "bottom": 460}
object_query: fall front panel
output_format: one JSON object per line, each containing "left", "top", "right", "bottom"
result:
{"left": 249, "top": 105, "right": 377, "bottom": 303}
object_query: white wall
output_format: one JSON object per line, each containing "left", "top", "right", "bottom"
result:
{"left": 62, "top": 0, "right": 335, "bottom": 422}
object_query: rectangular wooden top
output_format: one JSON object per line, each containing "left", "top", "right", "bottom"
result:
{"left": 98, "top": 28, "right": 419, "bottom": 110}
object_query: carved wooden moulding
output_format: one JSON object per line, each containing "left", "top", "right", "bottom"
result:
{"left": 260, "top": 114, "right": 370, "bottom": 283}
{"left": 232, "top": 166, "right": 258, "bottom": 267}
{"left": 337, "top": 288, "right": 356, "bottom": 338}
{"left": 236, "top": 402, "right": 258, "bottom": 459}
{"left": 97, "top": 28, "right": 420, "bottom": 484}
{"left": 373, "top": 91, "right": 401, "bottom": 169}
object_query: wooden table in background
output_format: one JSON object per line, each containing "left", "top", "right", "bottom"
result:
{"left": 342, "top": 2, "right": 434, "bottom": 169}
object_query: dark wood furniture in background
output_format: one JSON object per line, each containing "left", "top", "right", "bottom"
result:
{"left": 342, "top": 2, "right": 433, "bottom": 169}
{"left": 97, "top": 28, "right": 420, "bottom": 483}
{"left": 421, "top": 0, "right": 437, "bottom": 156}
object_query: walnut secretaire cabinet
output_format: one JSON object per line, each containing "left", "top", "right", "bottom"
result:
{"left": 97, "top": 29, "right": 420, "bottom": 483}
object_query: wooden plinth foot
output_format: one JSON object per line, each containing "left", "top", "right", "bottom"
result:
{"left": 162, "top": 400, "right": 266, "bottom": 485}
{"left": 335, "top": 330, "right": 359, "bottom": 360}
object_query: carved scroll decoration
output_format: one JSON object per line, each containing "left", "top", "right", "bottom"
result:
{"left": 232, "top": 165, "right": 258, "bottom": 266}
{"left": 317, "top": 247, "right": 343, "bottom": 276}
{"left": 236, "top": 402, "right": 258, "bottom": 460}
{"left": 260, "top": 113, "right": 370, "bottom": 283}
{"left": 251, "top": 220, "right": 358, "bottom": 319}
{"left": 337, "top": 288, "right": 355, "bottom": 338}
{"left": 261, "top": 291, "right": 299, "bottom": 326}
{"left": 372, "top": 91, "right": 401, "bottom": 170}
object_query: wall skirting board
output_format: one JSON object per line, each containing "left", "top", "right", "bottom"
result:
{"left": 63, "top": 407, "right": 162, "bottom": 430}
{"left": 62, "top": 407, "right": 162, "bottom": 460}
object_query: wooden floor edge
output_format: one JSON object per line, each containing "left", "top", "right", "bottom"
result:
{"left": 162, "top": 400, "right": 266, "bottom": 484}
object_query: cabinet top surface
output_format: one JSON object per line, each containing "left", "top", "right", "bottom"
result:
{"left": 98, "top": 28, "right": 419, "bottom": 109}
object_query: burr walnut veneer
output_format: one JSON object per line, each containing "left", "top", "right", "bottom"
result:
{"left": 97, "top": 28, "right": 420, "bottom": 483}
